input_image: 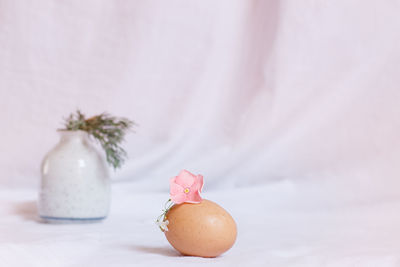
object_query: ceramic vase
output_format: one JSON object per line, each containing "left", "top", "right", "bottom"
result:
{"left": 38, "top": 130, "right": 110, "bottom": 223}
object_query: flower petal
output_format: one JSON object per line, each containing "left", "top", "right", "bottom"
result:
{"left": 175, "top": 170, "right": 195, "bottom": 188}
{"left": 170, "top": 177, "right": 184, "bottom": 196}
{"left": 185, "top": 190, "right": 202, "bottom": 203}
{"left": 171, "top": 192, "right": 187, "bottom": 204}
{"left": 191, "top": 174, "right": 204, "bottom": 193}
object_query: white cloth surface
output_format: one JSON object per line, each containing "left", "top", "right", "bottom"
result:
{"left": 1, "top": 0, "right": 400, "bottom": 266}
{"left": 2, "top": 183, "right": 400, "bottom": 266}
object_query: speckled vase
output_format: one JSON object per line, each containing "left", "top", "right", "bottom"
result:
{"left": 38, "top": 130, "right": 110, "bottom": 223}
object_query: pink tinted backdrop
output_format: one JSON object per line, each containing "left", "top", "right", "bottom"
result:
{"left": 0, "top": 0, "right": 399, "bottom": 200}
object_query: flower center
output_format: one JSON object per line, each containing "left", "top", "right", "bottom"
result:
{"left": 184, "top": 188, "right": 190, "bottom": 194}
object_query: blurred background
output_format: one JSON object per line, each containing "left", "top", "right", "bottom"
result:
{"left": 1, "top": 0, "right": 399, "bottom": 201}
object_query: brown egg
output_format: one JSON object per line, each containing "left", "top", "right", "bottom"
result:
{"left": 164, "top": 199, "right": 237, "bottom": 257}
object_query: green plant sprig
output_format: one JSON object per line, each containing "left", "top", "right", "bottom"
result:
{"left": 62, "top": 110, "right": 135, "bottom": 170}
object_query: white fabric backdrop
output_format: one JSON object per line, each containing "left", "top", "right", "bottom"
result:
{"left": 1, "top": 1, "right": 400, "bottom": 265}
{"left": 1, "top": 0, "right": 399, "bottom": 198}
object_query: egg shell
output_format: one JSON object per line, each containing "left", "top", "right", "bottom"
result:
{"left": 164, "top": 199, "right": 237, "bottom": 258}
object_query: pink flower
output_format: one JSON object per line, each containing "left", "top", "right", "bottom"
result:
{"left": 170, "top": 170, "right": 204, "bottom": 204}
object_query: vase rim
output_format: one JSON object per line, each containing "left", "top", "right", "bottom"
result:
{"left": 57, "top": 129, "right": 87, "bottom": 132}
{"left": 57, "top": 129, "right": 90, "bottom": 138}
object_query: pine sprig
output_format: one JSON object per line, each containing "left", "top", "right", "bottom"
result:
{"left": 62, "top": 110, "right": 135, "bottom": 169}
